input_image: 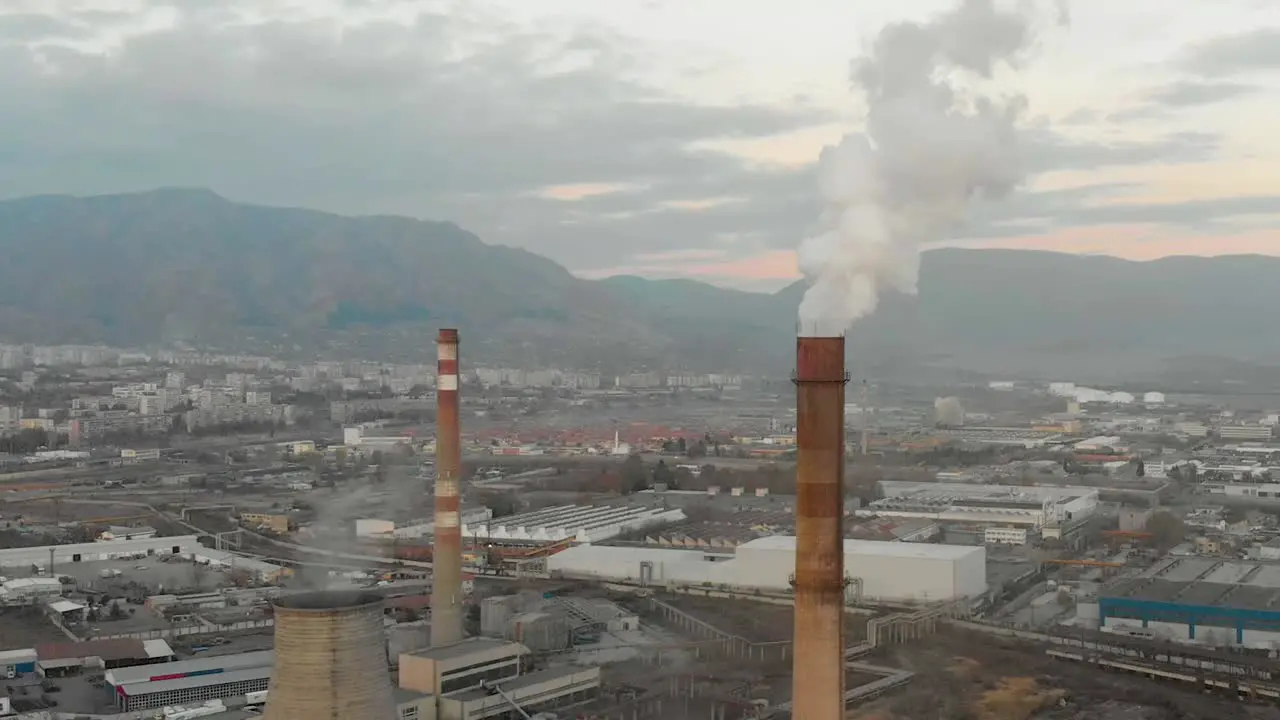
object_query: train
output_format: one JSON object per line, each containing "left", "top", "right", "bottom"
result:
{"left": 1045, "top": 648, "right": 1280, "bottom": 701}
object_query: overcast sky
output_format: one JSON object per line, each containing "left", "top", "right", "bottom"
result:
{"left": 1, "top": 0, "right": 1277, "bottom": 290}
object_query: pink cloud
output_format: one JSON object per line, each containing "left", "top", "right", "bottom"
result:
{"left": 581, "top": 225, "right": 1280, "bottom": 289}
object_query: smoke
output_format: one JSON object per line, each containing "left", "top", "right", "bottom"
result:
{"left": 797, "top": 0, "right": 1061, "bottom": 336}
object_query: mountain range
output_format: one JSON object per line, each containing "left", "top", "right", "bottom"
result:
{"left": 0, "top": 188, "right": 1276, "bottom": 381}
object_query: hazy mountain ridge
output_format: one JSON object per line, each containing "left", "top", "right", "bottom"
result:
{"left": 0, "top": 188, "right": 1275, "bottom": 376}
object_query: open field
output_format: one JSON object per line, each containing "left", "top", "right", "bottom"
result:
{"left": 860, "top": 627, "right": 1280, "bottom": 720}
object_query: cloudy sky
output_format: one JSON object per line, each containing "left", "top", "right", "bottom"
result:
{"left": 1, "top": 0, "right": 1277, "bottom": 290}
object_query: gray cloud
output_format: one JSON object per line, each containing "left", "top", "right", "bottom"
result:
{"left": 1144, "top": 80, "right": 1258, "bottom": 107}
{"left": 0, "top": 3, "right": 1256, "bottom": 277}
{"left": 1180, "top": 28, "right": 1280, "bottom": 76}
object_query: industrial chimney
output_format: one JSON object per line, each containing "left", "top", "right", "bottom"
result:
{"left": 432, "top": 328, "right": 464, "bottom": 647}
{"left": 791, "top": 335, "right": 849, "bottom": 719}
{"left": 262, "top": 591, "right": 396, "bottom": 720}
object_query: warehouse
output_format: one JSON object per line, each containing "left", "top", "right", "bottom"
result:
{"left": 0, "top": 535, "right": 201, "bottom": 569}
{"left": 0, "top": 649, "right": 36, "bottom": 676}
{"left": 464, "top": 504, "right": 685, "bottom": 543}
{"left": 38, "top": 638, "right": 174, "bottom": 677}
{"left": 105, "top": 650, "right": 273, "bottom": 712}
{"left": 863, "top": 482, "right": 1098, "bottom": 528}
{"left": 1093, "top": 556, "right": 1280, "bottom": 647}
{"left": 546, "top": 535, "right": 987, "bottom": 604}
{"left": 190, "top": 548, "right": 292, "bottom": 583}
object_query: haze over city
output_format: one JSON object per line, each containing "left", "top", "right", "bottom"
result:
{"left": 1, "top": 0, "right": 1278, "bottom": 290}
{"left": 3, "top": 3, "right": 1280, "bottom": 719}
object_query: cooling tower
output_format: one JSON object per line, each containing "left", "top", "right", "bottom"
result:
{"left": 791, "top": 335, "right": 849, "bottom": 720}
{"left": 263, "top": 591, "right": 396, "bottom": 720}
{"left": 432, "top": 328, "right": 465, "bottom": 647}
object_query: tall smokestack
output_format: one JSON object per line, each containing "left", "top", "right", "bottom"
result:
{"left": 262, "top": 591, "right": 396, "bottom": 720}
{"left": 860, "top": 379, "right": 870, "bottom": 457}
{"left": 432, "top": 328, "right": 464, "bottom": 647}
{"left": 792, "top": 335, "right": 848, "bottom": 719}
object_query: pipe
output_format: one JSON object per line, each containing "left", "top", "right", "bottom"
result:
{"left": 431, "top": 327, "right": 464, "bottom": 647}
{"left": 791, "top": 335, "right": 849, "bottom": 720}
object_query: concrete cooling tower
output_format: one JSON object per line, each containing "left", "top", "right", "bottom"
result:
{"left": 263, "top": 591, "right": 396, "bottom": 720}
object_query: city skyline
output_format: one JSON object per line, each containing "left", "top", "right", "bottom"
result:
{"left": 0, "top": 0, "right": 1277, "bottom": 291}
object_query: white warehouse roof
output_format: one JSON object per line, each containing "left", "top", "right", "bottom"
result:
{"left": 738, "top": 536, "right": 980, "bottom": 560}
{"left": 548, "top": 535, "right": 987, "bottom": 604}
{"left": 465, "top": 504, "right": 685, "bottom": 543}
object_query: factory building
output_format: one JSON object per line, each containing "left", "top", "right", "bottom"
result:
{"left": 37, "top": 638, "right": 174, "bottom": 677}
{"left": 105, "top": 650, "right": 273, "bottom": 712}
{"left": 392, "top": 507, "right": 494, "bottom": 539}
{"left": 0, "top": 535, "right": 202, "bottom": 569}
{"left": 1093, "top": 556, "right": 1280, "bottom": 647}
{"left": 399, "top": 638, "right": 601, "bottom": 719}
{"left": 0, "top": 649, "right": 37, "bottom": 676}
{"left": 479, "top": 593, "right": 638, "bottom": 652}
{"left": 189, "top": 548, "right": 292, "bottom": 583}
{"left": 863, "top": 482, "right": 1098, "bottom": 528}
{"left": 546, "top": 536, "right": 986, "bottom": 604}
{"left": 1218, "top": 425, "right": 1275, "bottom": 441}
{"left": 1200, "top": 481, "right": 1280, "bottom": 499}
{"left": 1090, "top": 550, "right": 1280, "bottom": 648}
{"left": 463, "top": 504, "right": 685, "bottom": 543}
{"left": 0, "top": 577, "right": 63, "bottom": 606}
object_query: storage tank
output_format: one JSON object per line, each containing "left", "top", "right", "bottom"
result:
{"left": 506, "top": 611, "right": 572, "bottom": 653}
{"left": 480, "top": 595, "right": 518, "bottom": 637}
{"left": 263, "top": 591, "right": 396, "bottom": 720}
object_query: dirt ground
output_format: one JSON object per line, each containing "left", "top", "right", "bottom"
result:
{"left": 0, "top": 607, "right": 70, "bottom": 648}
{"left": 854, "top": 627, "right": 1280, "bottom": 720}
{"left": 646, "top": 593, "right": 870, "bottom": 643}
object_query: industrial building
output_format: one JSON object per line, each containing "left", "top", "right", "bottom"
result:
{"left": 190, "top": 548, "right": 292, "bottom": 583}
{"left": 106, "top": 650, "right": 272, "bottom": 712}
{"left": 37, "top": 638, "right": 174, "bottom": 677}
{"left": 0, "top": 577, "right": 63, "bottom": 606}
{"left": 1095, "top": 556, "right": 1280, "bottom": 647}
{"left": 546, "top": 535, "right": 987, "bottom": 603}
{"left": 479, "top": 593, "right": 638, "bottom": 652}
{"left": 463, "top": 504, "right": 685, "bottom": 543}
{"left": 863, "top": 481, "right": 1098, "bottom": 528}
{"left": 399, "top": 637, "right": 602, "bottom": 719}
{"left": 0, "top": 535, "right": 202, "bottom": 569}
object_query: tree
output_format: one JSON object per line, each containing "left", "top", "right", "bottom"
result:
{"left": 652, "top": 460, "right": 675, "bottom": 487}
{"left": 1147, "top": 511, "right": 1186, "bottom": 549}
{"left": 620, "top": 454, "right": 648, "bottom": 493}
{"left": 676, "top": 437, "right": 687, "bottom": 454}
{"left": 687, "top": 440, "right": 707, "bottom": 459}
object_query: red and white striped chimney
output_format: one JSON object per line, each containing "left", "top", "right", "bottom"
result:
{"left": 431, "top": 328, "right": 464, "bottom": 647}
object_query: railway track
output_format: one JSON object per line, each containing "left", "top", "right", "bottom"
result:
{"left": 1045, "top": 648, "right": 1280, "bottom": 701}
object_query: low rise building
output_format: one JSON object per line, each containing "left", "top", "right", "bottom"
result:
{"left": 240, "top": 512, "right": 291, "bottom": 534}
{"left": 105, "top": 650, "right": 271, "bottom": 712}
{"left": 983, "top": 527, "right": 1028, "bottom": 545}
{"left": 864, "top": 481, "right": 1098, "bottom": 528}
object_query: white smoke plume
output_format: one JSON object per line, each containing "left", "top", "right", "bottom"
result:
{"left": 797, "top": 0, "right": 1059, "bottom": 336}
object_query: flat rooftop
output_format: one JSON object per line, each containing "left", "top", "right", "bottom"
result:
{"left": 740, "top": 535, "right": 981, "bottom": 560}
{"left": 406, "top": 637, "right": 525, "bottom": 662}
{"left": 1102, "top": 556, "right": 1280, "bottom": 611}
{"left": 875, "top": 481, "right": 1095, "bottom": 506}
{"left": 445, "top": 666, "right": 597, "bottom": 702}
